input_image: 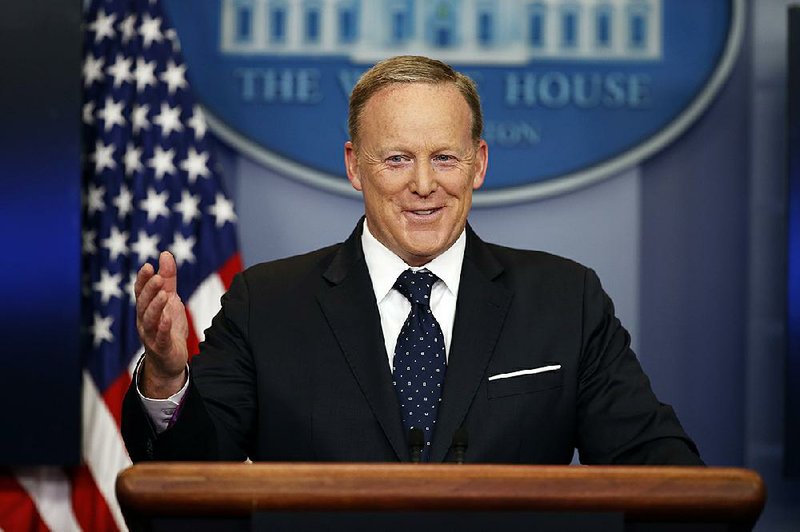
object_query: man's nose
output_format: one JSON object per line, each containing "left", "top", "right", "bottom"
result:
{"left": 410, "top": 162, "right": 438, "bottom": 196}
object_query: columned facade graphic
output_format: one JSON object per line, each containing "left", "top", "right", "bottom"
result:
{"left": 220, "top": 0, "right": 662, "bottom": 63}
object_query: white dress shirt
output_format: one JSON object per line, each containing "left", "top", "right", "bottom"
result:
{"left": 361, "top": 219, "right": 465, "bottom": 367}
{"left": 139, "top": 221, "right": 466, "bottom": 432}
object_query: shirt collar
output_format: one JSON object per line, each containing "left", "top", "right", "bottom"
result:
{"left": 361, "top": 218, "right": 465, "bottom": 303}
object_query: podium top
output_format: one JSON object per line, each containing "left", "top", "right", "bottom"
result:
{"left": 116, "top": 463, "right": 765, "bottom": 525}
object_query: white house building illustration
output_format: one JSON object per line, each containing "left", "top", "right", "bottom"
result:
{"left": 220, "top": 0, "right": 662, "bottom": 63}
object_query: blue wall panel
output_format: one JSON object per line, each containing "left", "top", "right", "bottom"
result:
{"left": 0, "top": 1, "right": 82, "bottom": 465}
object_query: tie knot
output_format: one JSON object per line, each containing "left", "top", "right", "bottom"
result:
{"left": 394, "top": 269, "right": 438, "bottom": 306}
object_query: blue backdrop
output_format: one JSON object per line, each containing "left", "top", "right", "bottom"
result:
{"left": 0, "top": 1, "right": 82, "bottom": 465}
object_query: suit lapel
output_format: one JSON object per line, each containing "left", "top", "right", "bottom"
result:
{"left": 316, "top": 222, "right": 408, "bottom": 461}
{"left": 429, "top": 227, "right": 513, "bottom": 462}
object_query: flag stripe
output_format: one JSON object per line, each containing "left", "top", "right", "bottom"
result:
{"left": 185, "top": 310, "right": 201, "bottom": 362}
{"left": 218, "top": 253, "right": 243, "bottom": 289}
{"left": 0, "top": 473, "right": 49, "bottom": 532}
{"left": 102, "top": 372, "right": 133, "bottom": 429}
{"left": 70, "top": 465, "right": 119, "bottom": 532}
{"left": 15, "top": 468, "right": 81, "bottom": 532}
{"left": 81, "top": 372, "right": 132, "bottom": 532}
{"left": 187, "top": 272, "right": 227, "bottom": 343}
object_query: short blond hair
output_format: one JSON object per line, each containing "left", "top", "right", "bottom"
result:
{"left": 348, "top": 55, "right": 483, "bottom": 145}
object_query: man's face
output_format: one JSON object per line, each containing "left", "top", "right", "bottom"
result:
{"left": 344, "top": 83, "right": 488, "bottom": 267}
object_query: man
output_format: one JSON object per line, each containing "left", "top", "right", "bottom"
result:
{"left": 123, "top": 55, "right": 702, "bottom": 465}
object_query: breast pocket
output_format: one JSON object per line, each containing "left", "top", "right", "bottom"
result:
{"left": 487, "top": 368, "right": 564, "bottom": 399}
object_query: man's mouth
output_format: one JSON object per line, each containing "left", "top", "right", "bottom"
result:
{"left": 406, "top": 206, "right": 442, "bottom": 214}
{"left": 403, "top": 206, "right": 444, "bottom": 221}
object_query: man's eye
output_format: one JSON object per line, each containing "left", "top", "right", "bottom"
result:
{"left": 433, "top": 154, "right": 456, "bottom": 163}
{"left": 386, "top": 155, "right": 408, "bottom": 164}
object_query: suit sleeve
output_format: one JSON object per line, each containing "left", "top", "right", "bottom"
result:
{"left": 121, "top": 272, "right": 256, "bottom": 462}
{"left": 574, "top": 268, "right": 704, "bottom": 465}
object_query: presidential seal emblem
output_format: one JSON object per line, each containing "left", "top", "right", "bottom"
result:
{"left": 164, "top": 0, "right": 743, "bottom": 205}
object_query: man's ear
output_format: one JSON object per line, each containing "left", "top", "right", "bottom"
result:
{"left": 344, "top": 141, "right": 362, "bottom": 191}
{"left": 472, "top": 140, "right": 488, "bottom": 190}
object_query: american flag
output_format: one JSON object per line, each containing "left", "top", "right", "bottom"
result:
{"left": 0, "top": 0, "right": 241, "bottom": 529}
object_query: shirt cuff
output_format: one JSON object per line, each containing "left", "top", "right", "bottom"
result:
{"left": 135, "top": 355, "right": 190, "bottom": 434}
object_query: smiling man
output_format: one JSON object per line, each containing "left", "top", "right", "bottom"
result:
{"left": 123, "top": 56, "right": 702, "bottom": 465}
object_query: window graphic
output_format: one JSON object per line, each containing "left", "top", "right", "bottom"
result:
{"left": 595, "top": 4, "right": 612, "bottom": 48}
{"left": 305, "top": 4, "right": 320, "bottom": 43}
{"left": 271, "top": 2, "right": 287, "bottom": 43}
{"left": 429, "top": 1, "right": 458, "bottom": 48}
{"left": 339, "top": 2, "right": 358, "bottom": 43}
{"left": 628, "top": 1, "right": 650, "bottom": 50}
{"left": 478, "top": 10, "right": 493, "bottom": 46}
{"left": 560, "top": 4, "right": 579, "bottom": 49}
{"left": 235, "top": 0, "right": 253, "bottom": 43}
{"left": 528, "top": 2, "right": 547, "bottom": 48}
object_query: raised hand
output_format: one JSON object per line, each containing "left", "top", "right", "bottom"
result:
{"left": 134, "top": 251, "right": 189, "bottom": 398}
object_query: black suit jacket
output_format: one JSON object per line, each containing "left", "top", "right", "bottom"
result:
{"left": 122, "top": 221, "right": 702, "bottom": 465}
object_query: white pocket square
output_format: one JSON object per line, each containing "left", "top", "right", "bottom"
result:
{"left": 488, "top": 364, "right": 562, "bottom": 381}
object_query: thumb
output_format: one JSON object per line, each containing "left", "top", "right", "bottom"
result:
{"left": 158, "top": 250, "right": 178, "bottom": 294}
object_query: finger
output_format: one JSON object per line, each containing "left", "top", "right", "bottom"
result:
{"left": 165, "top": 293, "right": 189, "bottom": 341}
{"left": 134, "top": 263, "right": 155, "bottom": 299}
{"left": 136, "top": 273, "right": 164, "bottom": 324}
{"left": 154, "top": 295, "right": 188, "bottom": 364}
{"left": 140, "top": 289, "right": 169, "bottom": 338}
{"left": 158, "top": 251, "right": 178, "bottom": 294}
{"left": 153, "top": 308, "right": 173, "bottom": 355}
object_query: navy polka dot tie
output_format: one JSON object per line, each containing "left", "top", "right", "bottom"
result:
{"left": 392, "top": 269, "right": 447, "bottom": 460}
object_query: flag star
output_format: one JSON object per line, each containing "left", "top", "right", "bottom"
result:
{"left": 130, "top": 230, "right": 161, "bottom": 263}
{"left": 120, "top": 13, "right": 137, "bottom": 43}
{"left": 82, "top": 54, "right": 105, "bottom": 87}
{"left": 88, "top": 9, "right": 117, "bottom": 43}
{"left": 107, "top": 54, "right": 134, "bottom": 88}
{"left": 124, "top": 143, "right": 144, "bottom": 175}
{"left": 131, "top": 103, "right": 150, "bottom": 134}
{"left": 113, "top": 184, "right": 134, "bottom": 218}
{"left": 139, "top": 187, "right": 170, "bottom": 222}
{"left": 134, "top": 58, "right": 157, "bottom": 93}
{"left": 82, "top": 101, "right": 96, "bottom": 125}
{"left": 174, "top": 190, "right": 201, "bottom": 224}
{"left": 153, "top": 103, "right": 183, "bottom": 136}
{"left": 93, "top": 270, "right": 123, "bottom": 304}
{"left": 139, "top": 14, "right": 163, "bottom": 48}
{"left": 101, "top": 226, "right": 129, "bottom": 261}
{"left": 91, "top": 312, "right": 114, "bottom": 347}
{"left": 188, "top": 106, "right": 207, "bottom": 139}
{"left": 92, "top": 140, "right": 116, "bottom": 173}
{"left": 208, "top": 193, "right": 238, "bottom": 227}
{"left": 147, "top": 146, "right": 176, "bottom": 179}
{"left": 97, "top": 96, "right": 125, "bottom": 132}
{"left": 160, "top": 60, "right": 188, "bottom": 95}
{"left": 139, "top": 188, "right": 169, "bottom": 223}
{"left": 82, "top": 229, "right": 97, "bottom": 255}
{"left": 86, "top": 183, "right": 106, "bottom": 216}
{"left": 170, "top": 232, "right": 196, "bottom": 266}
{"left": 180, "top": 147, "right": 210, "bottom": 183}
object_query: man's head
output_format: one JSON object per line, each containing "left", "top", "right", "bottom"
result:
{"left": 345, "top": 56, "right": 488, "bottom": 267}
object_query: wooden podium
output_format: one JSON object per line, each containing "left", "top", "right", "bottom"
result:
{"left": 116, "top": 463, "right": 765, "bottom": 531}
